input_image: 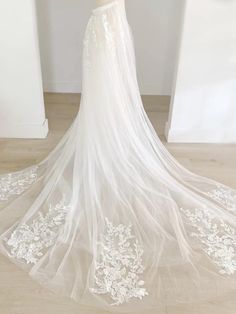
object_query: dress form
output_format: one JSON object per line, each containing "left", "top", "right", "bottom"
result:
{"left": 95, "top": 0, "right": 125, "bottom": 10}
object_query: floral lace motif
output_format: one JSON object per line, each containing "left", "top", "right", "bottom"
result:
{"left": 180, "top": 206, "right": 236, "bottom": 275}
{"left": 207, "top": 185, "right": 236, "bottom": 212}
{"left": 90, "top": 218, "right": 148, "bottom": 306}
{"left": 0, "top": 167, "right": 38, "bottom": 201}
{"left": 5, "top": 196, "right": 71, "bottom": 264}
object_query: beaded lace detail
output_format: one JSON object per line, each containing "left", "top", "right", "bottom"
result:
{"left": 90, "top": 218, "right": 148, "bottom": 306}
{"left": 5, "top": 196, "right": 71, "bottom": 264}
{"left": 207, "top": 185, "right": 236, "bottom": 212}
{"left": 180, "top": 206, "right": 236, "bottom": 275}
{"left": 0, "top": 167, "right": 38, "bottom": 201}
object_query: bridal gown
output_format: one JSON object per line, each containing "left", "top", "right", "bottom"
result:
{"left": 1, "top": 1, "right": 236, "bottom": 312}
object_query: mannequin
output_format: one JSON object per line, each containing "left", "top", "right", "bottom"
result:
{"left": 95, "top": 0, "right": 125, "bottom": 9}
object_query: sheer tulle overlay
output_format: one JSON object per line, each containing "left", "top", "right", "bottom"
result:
{"left": 1, "top": 1, "right": 236, "bottom": 312}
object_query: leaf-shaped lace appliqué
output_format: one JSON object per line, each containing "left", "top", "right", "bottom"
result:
{"left": 207, "top": 185, "right": 236, "bottom": 212}
{"left": 0, "top": 166, "right": 38, "bottom": 201}
{"left": 90, "top": 218, "right": 148, "bottom": 306}
{"left": 5, "top": 196, "right": 71, "bottom": 264}
{"left": 180, "top": 207, "right": 236, "bottom": 275}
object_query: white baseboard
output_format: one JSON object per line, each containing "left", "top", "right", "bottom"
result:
{"left": 43, "top": 81, "right": 81, "bottom": 93}
{"left": 139, "top": 84, "right": 171, "bottom": 96}
{"left": 43, "top": 81, "right": 171, "bottom": 96}
{"left": 0, "top": 119, "right": 48, "bottom": 139}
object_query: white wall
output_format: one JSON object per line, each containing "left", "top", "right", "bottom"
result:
{"left": 36, "top": 0, "right": 182, "bottom": 95}
{"left": 0, "top": 0, "right": 48, "bottom": 138}
{"left": 166, "top": 0, "right": 236, "bottom": 143}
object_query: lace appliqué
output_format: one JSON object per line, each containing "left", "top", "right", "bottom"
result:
{"left": 0, "top": 166, "right": 38, "bottom": 201}
{"left": 90, "top": 218, "right": 148, "bottom": 306}
{"left": 5, "top": 196, "right": 71, "bottom": 264}
{"left": 180, "top": 207, "right": 236, "bottom": 275}
{"left": 207, "top": 185, "right": 236, "bottom": 212}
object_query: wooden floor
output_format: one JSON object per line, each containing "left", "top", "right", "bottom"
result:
{"left": 0, "top": 93, "right": 236, "bottom": 314}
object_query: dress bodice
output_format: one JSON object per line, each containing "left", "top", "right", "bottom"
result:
{"left": 95, "top": 0, "right": 125, "bottom": 12}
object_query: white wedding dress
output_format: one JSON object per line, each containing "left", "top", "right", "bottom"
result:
{"left": 1, "top": 1, "right": 236, "bottom": 312}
